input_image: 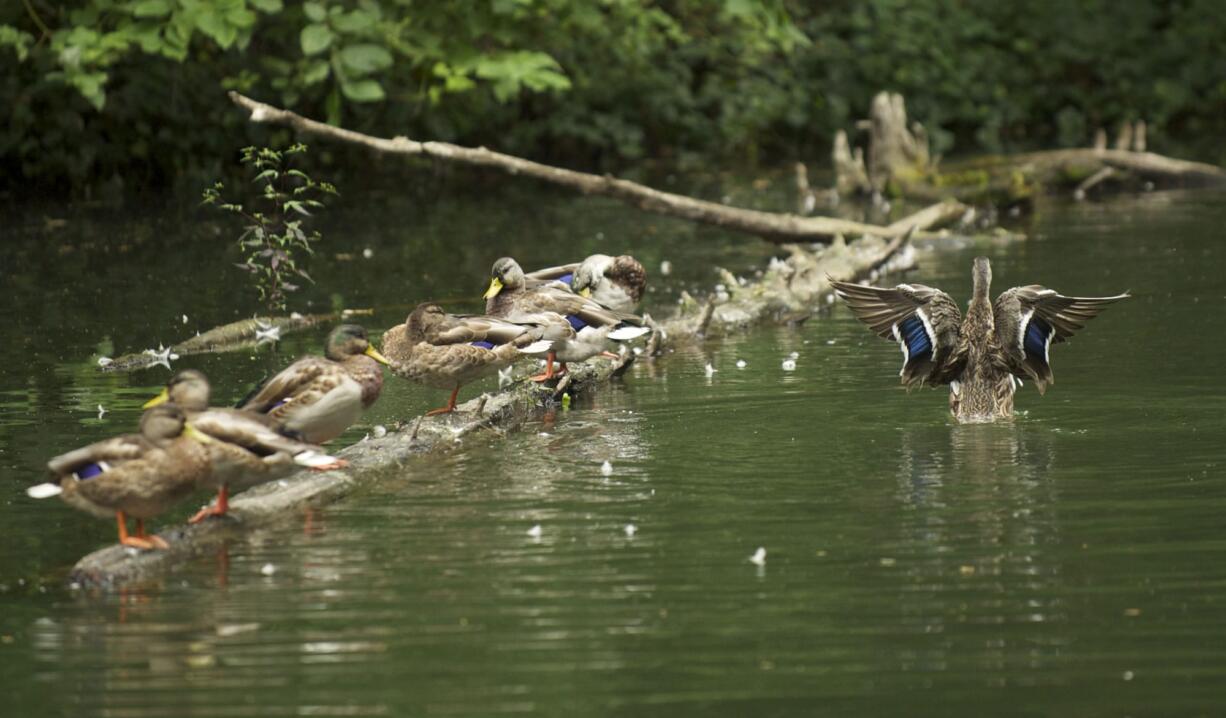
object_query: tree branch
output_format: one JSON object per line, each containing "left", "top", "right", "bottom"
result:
{"left": 228, "top": 92, "right": 962, "bottom": 244}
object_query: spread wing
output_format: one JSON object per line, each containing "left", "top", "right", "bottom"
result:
{"left": 831, "top": 280, "right": 964, "bottom": 388}
{"left": 993, "top": 285, "right": 1129, "bottom": 393}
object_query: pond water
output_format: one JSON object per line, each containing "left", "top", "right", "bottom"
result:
{"left": 1, "top": 179, "right": 1224, "bottom": 716}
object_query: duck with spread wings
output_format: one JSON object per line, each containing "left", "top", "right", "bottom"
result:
{"left": 831, "top": 257, "right": 1128, "bottom": 422}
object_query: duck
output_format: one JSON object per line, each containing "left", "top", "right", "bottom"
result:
{"left": 27, "top": 404, "right": 212, "bottom": 550}
{"left": 483, "top": 257, "right": 647, "bottom": 380}
{"left": 239, "top": 324, "right": 390, "bottom": 443}
{"left": 831, "top": 257, "right": 1128, "bottom": 423}
{"left": 382, "top": 303, "right": 552, "bottom": 415}
{"left": 145, "top": 370, "right": 344, "bottom": 523}
{"left": 526, "top": 254, "right": 647, "bottom": 312}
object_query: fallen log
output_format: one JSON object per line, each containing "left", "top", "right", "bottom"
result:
{"left": 227, "top": 92, "right": 963, "bottom": 244}
{"left": 826, "top": 91, "right": 1226, "bottom": 207}
{"left": 98, "top": 309, "right": 373, "bottom": 372}
{"left": 68, "top": 201, "right": 963, "bottom": 589}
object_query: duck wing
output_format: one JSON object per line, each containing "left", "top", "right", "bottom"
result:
{"left": 238, "top": 356, "right": 331, "bottom": 412}
{"left": 993, "top": 285, "right": 1129, "bottom": 393}
{"left": 831, "top": 280, "right": 964, "bottom": 388}
{"left": 47, "top": 435, "right": 149, "bottom": 477}
{"left": 429, "top": 314, "right": 530, "bottom": 346}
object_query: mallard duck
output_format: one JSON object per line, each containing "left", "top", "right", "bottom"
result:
{"left": 484, "top": 257, "right": 646, "bottom": 380}
{"left": 382, "top": 303, "right": 552, "bottom": 415}
{"left": 831, "top": 257, "right": 1128, "bottom": 423}
{"left": 145, "top": 369, "right": 343, "bottom": 522}
{"left": 239, "top": 324, "right": 390, "bottom": 443}
{"left": 525, "top": 254, "right": 647, "bottom": 312}
{"left": 501, "top": 309, "right": 648, "bottom": 381}
{"left": 27, "top": 404, "right": 212, "bottom": 550}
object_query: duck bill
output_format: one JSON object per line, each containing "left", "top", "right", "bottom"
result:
{"left": 364, "top": 345, "right": 391, "bottom": 366}
{"left": 579, "top": 287, "right": 592, "bottom": 298}
{"left": 483, "top": 277, "right": 504, "bottom": 299}
{"left": 183, "top": 423, "right": 213, "bottom": 444}
{"left": 142, "top": 388, "right": 170, "bottom": 409}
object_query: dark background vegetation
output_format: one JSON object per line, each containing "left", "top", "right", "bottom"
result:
{"left": 3, "top": 0, "right": 1224, "bottom": 201}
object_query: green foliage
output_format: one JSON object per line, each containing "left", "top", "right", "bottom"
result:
{"left": 3, "top": 0, "right": 1226, "bottom": 196}
{"left": 202, "top": 144, "right": 337, "bottom": 311}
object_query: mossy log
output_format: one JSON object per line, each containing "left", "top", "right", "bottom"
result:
{"left": 67, "top": 202, "right": 959, "bottom": 589}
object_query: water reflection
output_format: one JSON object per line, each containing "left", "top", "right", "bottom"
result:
{"left": 892, "top": 422, "right": 1067, "bottom": 683}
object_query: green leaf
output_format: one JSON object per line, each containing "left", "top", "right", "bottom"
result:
{"left": 331, "top": 9, "right": 375, "bottom": 34}
{"left": 249, "top": 0, "right": 283, "bottom": 12}
{"left": 302, "top": 59, "right": 330, "bottom": 85}
{"left": 303, "top": 2, "right": 326, "bottom": 22}
{"left": 300, "top": 24, "right": 333, "bottom": 55}
{"left": 196, "top": 11, "right": 238, "bottom": 49}
{"left": 338, "top": 44, "right": 392, "bottom": 75}
{"left": 130, "top": 0, "right": 172, "bottom": 18}
{"left": 340, "top": 78, "right": 384, "bottom": 102}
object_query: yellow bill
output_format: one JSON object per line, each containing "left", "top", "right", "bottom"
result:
{"left": 365, "top": 345, "right": 391, "bottom": 365}
{"left": 183, "top": 423, "right": 214, "bottom": 444}
{"left": 483, "top": 277, "right": 504, "bottom": 299}
{"left": 579, "top": 287, "right": 592, "bottom": 298}
{"left": 143, "top": 388, "right": 170, "bottom": 409}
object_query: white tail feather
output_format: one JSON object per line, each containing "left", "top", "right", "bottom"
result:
{"left": 608, "top": 326, "right": 650, "bottom": 341}
{"left": 518, "top": 340, "right": 553, "bottom": 355}
{"left": 27, "top": 483, "right": 63, "bottom": 499}
{"left": 294, "top": 450, "right": 341, "bottom": 468}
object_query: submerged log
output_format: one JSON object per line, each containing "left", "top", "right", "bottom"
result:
{"left": 98, "top": 310, "right": 373, "bottom": 372}
{"left": 227, "top": 92, "right": 965, "bottom": 244}
{"left": 67, "top": 202, "right": 963, "bottom": 589}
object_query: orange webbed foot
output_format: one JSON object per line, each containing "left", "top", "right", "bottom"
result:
{"left": 188, "top": 503, "right": 228, "bottom": 524}
{"left": 120, "top": 536, "right": 163, "bottom": 551}
{"left": 310, "top": 458, "right": 349, "bottom": 472}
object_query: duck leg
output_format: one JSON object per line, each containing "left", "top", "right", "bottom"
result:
{"left": 600, "top": 351, "right": 620, "bottom": 360}
{"left": 426, "top": 386, "right": 461, "bottom": 416}
{"left": 134, "top": 518, "right": 169, "bottom": 549}
{"left": 530, "top": 352, "right": 560, "bottom": 382}
{"left": 116, "top": 511, "right": 160, "bottom": 550}
{"left": 188, "top": 485, "right": 230, "bottom": 524}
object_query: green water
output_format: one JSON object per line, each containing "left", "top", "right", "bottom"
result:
{"left": 1, "top": 183, "right": 1224, "bottom": 716}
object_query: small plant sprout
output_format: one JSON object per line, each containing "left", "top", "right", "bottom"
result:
{"left": 202, "top": 144, "right": 338, "bottom": 311}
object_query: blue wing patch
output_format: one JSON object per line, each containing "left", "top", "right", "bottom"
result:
{"left": 470, "top": 340, "right": 495, "bottom": 350}
{"left": 557, "top": 273, "right": 574, "bottom": 286}
{"left": 74, "top": 462, "right": 107, "bottom": 480}
{"left": 899, "top": 315, "right": 932, "bottom": 359}
{"left": 1024, "top": 316, "right": 1053, "bottom": 359}
{"left": 566, "top": 314, "right": 588, "bottom": 331}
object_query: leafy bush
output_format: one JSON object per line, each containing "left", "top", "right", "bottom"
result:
{"left": 2, "top": 0, "right": 1225, "bottom": 197}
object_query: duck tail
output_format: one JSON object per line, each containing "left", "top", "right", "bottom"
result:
{"left": 27, "top": 483, "right": 63, "bottom": 499}
{"left": 517, "top": 340, "right": 553, "bottom": 355}
{"left": 608, "top": 326, "right": 650, "bottom": 341}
